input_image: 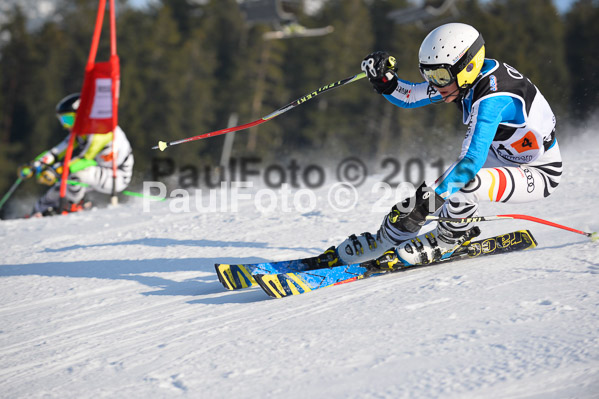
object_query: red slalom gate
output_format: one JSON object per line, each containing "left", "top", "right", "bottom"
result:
{"left": 59, "top": 0, "right": 120, "bottom": 207}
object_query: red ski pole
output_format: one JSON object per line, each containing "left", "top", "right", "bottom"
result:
{"left": 426, "top": 214, "right": 598, "bottom": 241}
{"left": 152, "top": 72, "right": 367, "bottom": 151}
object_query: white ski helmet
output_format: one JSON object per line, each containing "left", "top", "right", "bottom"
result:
{"left": 418, "top": 23, "right": 485, "bottom": 88}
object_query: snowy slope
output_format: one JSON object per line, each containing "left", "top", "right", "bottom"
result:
{"left": 1, "top": 132, "right": 599, "bottom": 399}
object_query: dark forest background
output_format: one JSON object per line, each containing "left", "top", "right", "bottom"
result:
{"left": 1, "top": 0, "right": 598, "bottom": 208}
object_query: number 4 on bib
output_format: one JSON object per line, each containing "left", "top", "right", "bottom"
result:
{"left": 511, "top": 131, "right": 539, "bottom": 153}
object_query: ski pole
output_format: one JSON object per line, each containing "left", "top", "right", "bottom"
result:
{"left": 0, "top": 177, "right": 23, "bottom": 211}
{"left": 426, "top": 214, "right": 598, "bottom": 241}
{"left": 66, "top": 180, "right": 166, "bottom": 201}
{"left": 152, "top": 72, "right": 367, "bottom": 151}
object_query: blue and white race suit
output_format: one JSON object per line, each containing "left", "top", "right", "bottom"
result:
{"left": 338, "top": 59, "right": 562, "bottom": 263}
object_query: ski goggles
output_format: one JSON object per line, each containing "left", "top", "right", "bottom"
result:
{"left": 57, "top": 112, "right": 76, "bottom": 129}
{"left": 420, "top": 34, "right": 486, "bottom": 88}
{"left": 419, "top": 65, "right": 455, "bottom": 88}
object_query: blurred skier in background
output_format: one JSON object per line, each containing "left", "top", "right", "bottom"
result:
{"left": 325, "top": 23, "right": 561, "bottom": 267}
{"left": 17, "top": 93, "right": 134, "bottom": 217}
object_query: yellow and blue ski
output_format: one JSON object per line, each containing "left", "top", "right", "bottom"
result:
{"left": 215, "top": 264, "right": 258, "bottom": 290}
{"left": 254, "top": 230, "right": 537, "bottom": 298}
{"left": 215, "top": 252, "right": 337, "bottom": 290}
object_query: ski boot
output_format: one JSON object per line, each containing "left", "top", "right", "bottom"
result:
{"left": 313, "top": 233, "right": 382, "bottom": 268}
{"left": 60, "top": 198, "right": 92, "bottom": 215}
{"left": 314, "top": 246, "right": 343, "bottom": 269}
{"left": 372, "top": 249, "right": 402, "bottom": 271}
{"left": 32, "top": 198, "right": 93, "bottom": 218}
{"left": 395, "top": 225, "right": 481, "bottom": 266}
{"left": 336, "top": 232, "right": 392, "bottom": 265}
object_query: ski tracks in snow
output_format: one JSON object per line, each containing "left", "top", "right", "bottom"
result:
{"left": 1, "top": 135, "right": 599, "bottom": 398}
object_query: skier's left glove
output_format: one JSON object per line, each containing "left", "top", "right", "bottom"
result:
{"left": 361, "top": 51, "right": 398, "bottom": 95}
{"left": 37, "top": 164, "right": 62, "bottom": 186}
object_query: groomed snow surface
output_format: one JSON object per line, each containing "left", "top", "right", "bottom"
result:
{"left": 1, "top": 132, "right": 598, "bottom": 398}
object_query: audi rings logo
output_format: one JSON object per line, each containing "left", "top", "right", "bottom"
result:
{"left": 524, "top": 168, "right": 535, "bottom": 193}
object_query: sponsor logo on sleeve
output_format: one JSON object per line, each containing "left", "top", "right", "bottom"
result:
{"left": 489, "top": 75, "right": 497, "bottom": 91}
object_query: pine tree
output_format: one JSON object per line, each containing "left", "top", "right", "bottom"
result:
{"left": 299, "top": 0, "right": 375, "bottom": 157}
{"left": 243, "top": 25, "right": 289, "bottom": 157}
{"left": 469, "top": 0, "right": 568, "bottom": 114}
{"left": 0, "top": 7, "right": 35, "bottom": 199}
{"left": 199, "top": 0, "right": 247, "bottom": 132}
{"left": 0, "top": 7, "right": 35, "bottom": 151}
{"left": 565, "top": 0, "right": 599, "bottom": 120}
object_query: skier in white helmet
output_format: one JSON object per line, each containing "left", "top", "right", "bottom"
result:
{"left": 325, "top": 23, "right": 561, "bottom": 267}
{"left": 17, "top": 93, "right": 134, "bottom": 217}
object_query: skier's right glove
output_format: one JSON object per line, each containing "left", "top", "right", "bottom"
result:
{"left": 17, "top": 164, "right": 33, "bottom": 179}
{"left": 361, "top": 51, "right": 399, "bottom": 95}
{"left": 17, "top": 162, "right": 42, "bottom": 179}
{"left": 18, "top": 151, "right": 57, "bottom": 179}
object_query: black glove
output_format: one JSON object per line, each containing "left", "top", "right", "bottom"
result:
{"left": 361, "top": 51, "right": 399, "bottom": 95}
{"left": 386, "top": 183, "right": 445, "bottom": 234}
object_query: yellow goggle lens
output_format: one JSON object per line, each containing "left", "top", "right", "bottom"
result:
{"left": 422, "top": 67, "right": 453, "bottom": 87}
